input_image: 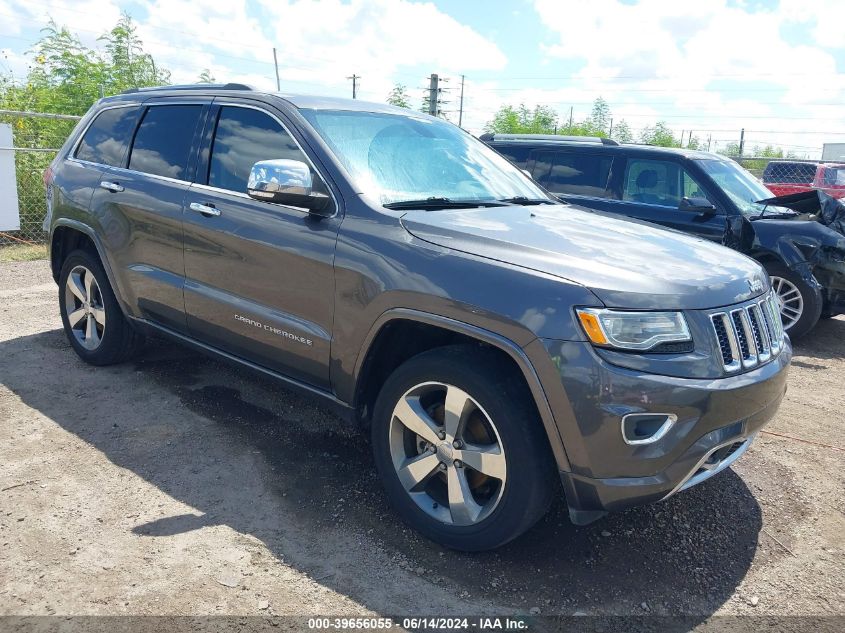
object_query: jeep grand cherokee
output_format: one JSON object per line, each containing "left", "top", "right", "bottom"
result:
{"left": 43, "top": 85, "right": 791, "bottom": 550}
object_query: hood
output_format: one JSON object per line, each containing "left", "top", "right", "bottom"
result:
{"left": 401, "top": 204, "right": 769, "bottom": 310}
{"left": 755, "top": 190, "right": 845, "bottom": 236}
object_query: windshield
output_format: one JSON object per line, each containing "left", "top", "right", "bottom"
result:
{"left": 299, "top": 109, "right": 550, "bottom": 205}
{"left": 698, "top": 159, "right": 787, "bottom": 215}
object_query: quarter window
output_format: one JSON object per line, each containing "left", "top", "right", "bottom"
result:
{"left": 208, "top": 106, "right": 325, "bottom": 195}
{"left": 128, "top": 105, "right": 203, "bottom": 180}
{"left": 531, "top": 151, "right": 612, "bottom": 197}
{"left": 622, "top": 159, "right": 709, "bottom": 207}
{"left": 74, "top": 106, "right": 140, "bottom": 167}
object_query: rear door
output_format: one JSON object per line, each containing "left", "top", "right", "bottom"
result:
{"left": 56, "top": 104, "right": 141, "bottom": 241}
{"left": 600, "top": 156, "right": 728, "bottom": 242}
{"left": 88, "top": 99, "right": 208, "bottom": 331}
{"left": 181, "top": 101, "right": 340, "bottom": 389}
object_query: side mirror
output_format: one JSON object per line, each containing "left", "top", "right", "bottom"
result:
{"left": 679, "top": 196, "right": 716, "bottom": 214}
{"left": 247, "top": 159, "right": 331, "bottom": 214}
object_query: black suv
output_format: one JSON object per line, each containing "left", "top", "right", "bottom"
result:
{"left": 484, "top": 134, "right": 845, "bottom": 338}
{"left": 44, "top": 85, "right": 790, "bottom": 550}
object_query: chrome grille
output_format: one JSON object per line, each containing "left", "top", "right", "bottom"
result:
{"left": 710, "top": 292, "right": 783, "bottom": 373}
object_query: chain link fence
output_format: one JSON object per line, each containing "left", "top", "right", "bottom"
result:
{"left": 0, "top": 109, "right": 81, "bottom": 246}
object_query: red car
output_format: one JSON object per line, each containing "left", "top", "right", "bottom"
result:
{"left": 813, "top": 163, "right": 845, "bottom": 199}
{"left": 763, "top": 161, "right": 845, "bottom": 199}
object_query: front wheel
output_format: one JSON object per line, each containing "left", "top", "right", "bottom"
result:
{"left": 371, "top": 345, "right": 557, "bottom": 551}
{"left": 764, "top": 262, "right": 822, "bottom": 339}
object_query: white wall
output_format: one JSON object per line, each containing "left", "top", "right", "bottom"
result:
{"left": 0, "top": 124, "right": 21, "bottom": 231}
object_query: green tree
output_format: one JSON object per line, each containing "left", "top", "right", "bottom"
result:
{"left": 639, "top": 122, "right": 681, "bottom": 147}
{"left": 611, "top": 119, "right": 633, "bottom": 143}
{"left": 0, "top": 14, "right": 172, "bottom": 239}
{"left": 197, "top": 69, "right": 216, "bottom": 84}
{"left": 98, "top": 13, "right": 170, "bottom": 93}
{"left": 585, "top": 97, "right": 611, "bottom": 136}
{"left": 386, "top": 83, "right": 411, "bottom": 108}
{"left": 485, "top": 104, "right": 558, "bottom": 134}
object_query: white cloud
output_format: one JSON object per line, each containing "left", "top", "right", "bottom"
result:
{"left": 527, "top": 0, "right": 845, "bottom": 156}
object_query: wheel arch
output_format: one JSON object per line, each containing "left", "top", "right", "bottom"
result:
{"left": 50, "top": 220, "right": 130, "bottom": 318}
{"left": 350, "top": 308, "right": 572, "bottom": 472}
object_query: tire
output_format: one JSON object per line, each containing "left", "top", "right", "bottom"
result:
{"left": 371, "top": 345, "right": 557, "bottom": 551}
{"left": 58, "top": 249, "right": 143, "bottom": 365}
{"left": 764, "top": 262, "right": 822, "bottom": 340}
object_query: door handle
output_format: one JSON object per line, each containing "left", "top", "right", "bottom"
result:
{"left": 100, "top": 181, "right": 124, "bottom": 193}
{"left": 189, "top": 202, "right": 221, "bottom": 217}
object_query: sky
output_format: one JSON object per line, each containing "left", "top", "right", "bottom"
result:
{"left": 2, "top": 0, "right": 844, "bottom": 158}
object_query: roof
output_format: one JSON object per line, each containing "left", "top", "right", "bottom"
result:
{"left": 107, "top": 83, "right": 421, "bottom": 116}
{"left": 484, "top": 135, "right": 720, "bottom": 160}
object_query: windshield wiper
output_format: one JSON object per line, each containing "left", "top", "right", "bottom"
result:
{"left": 383, "top": 197, "right": 510, "bottom": 210}
{"left": 497, "top": 196, "right": 556, "bottom": 205}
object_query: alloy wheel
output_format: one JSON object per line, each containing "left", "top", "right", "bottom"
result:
{"left": 770, "top": 275, "right": 804, "bottom": 331}
{"left": 64, "top": 265, "right": 106, "bottom": 350}
{"left": 388, "top": 381, "right": 507, "bottom": 526}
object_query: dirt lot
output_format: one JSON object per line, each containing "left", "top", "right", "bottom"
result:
{"left": 1, "top": 259, "right": 843, "bottom": 623}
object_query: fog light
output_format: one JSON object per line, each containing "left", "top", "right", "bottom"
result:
{"left": 621, "top": 413, "right": 677, "bottom": 445}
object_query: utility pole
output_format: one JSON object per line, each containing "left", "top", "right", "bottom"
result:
{"left": 347, "top": 74, "right": 360, "bottom": 99}
{"left": 739, "top": 128, "right": 745, "bottom": 157}
{"left": 458, "top": 74, "right": 465, "bottom": 128}
{"left": 568, "top": 106, "right": 573, "bottom": 134}
{"left": 427, "top": 73, "right": 439, "bottom": 116}
{"left": 707, "top": 134, "right": 712, "bottom": 151}
{"left": 680, "top": 130, "right": 685, "bottom": 148}
{"left": 608, "top": 118, "right": 613, "bottom": 138}
{"left": 272, "top": 48, "right": 281, "bottom": 91}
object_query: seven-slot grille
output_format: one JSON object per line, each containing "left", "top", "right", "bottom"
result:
{"left": 710, "top": 292, "right": 784, "bottom": 373}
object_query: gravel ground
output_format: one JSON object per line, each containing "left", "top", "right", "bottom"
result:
{"left": 0, "top": 259, "right": 843, "bottom": 624}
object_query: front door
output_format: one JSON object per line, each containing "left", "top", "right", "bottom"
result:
{"left": 603, "top": 157, "right": 728, "bottom": 242}
{"left": 182, "top": 103, "right": 340, "bottom": 389}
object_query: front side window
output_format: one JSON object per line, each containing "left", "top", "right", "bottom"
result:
{"left": 128, "top": 105, "right": 203, "bottom": 180}
{"left": 299, "top": 109, "right": 549, "bottom": 205}
{"left": 533, "top": 151, "right": 612, "bottom": 197}
{"left": 698, "top": 159, "right": 785, "bottom": 215}
{"left": 208, "top": 106, "right": 325, "bottom": 194}
{"left": 622, "top": 158, "right": 709, "bottom": 208}
{"left": 74, "top": 106, "right": 139, "bottom": 167}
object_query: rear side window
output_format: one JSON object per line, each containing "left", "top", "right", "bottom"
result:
{"left": 532, "top": 151, "right": 612, "bottom": 197}
{"left": 821, "top": 166, "right": 845, "bottom": 186}
{"left": 128, "top": 105, "right": 203, "bottom": 180}
{"left": 491, "top": 144, "right": 531, "bottom": 169}
{"left": 208, "top": 106, "right": 327, "bottom": 195}
{"left": 74, "top": 106, "right": 139, "bottom": 167}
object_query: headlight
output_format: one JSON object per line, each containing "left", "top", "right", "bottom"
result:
{"left": 576, "top": 308, "right": 691, "bottom": 351}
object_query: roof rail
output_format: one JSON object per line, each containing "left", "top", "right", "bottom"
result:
{"left": 480, "top": 133, "right": 619, "bottom": 146}
{"left": 120, "top": 83, "right": 254, "bottom": 95}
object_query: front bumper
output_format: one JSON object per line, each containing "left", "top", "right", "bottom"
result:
{"left": 528, "top": 337, "right": 791, "bottom": 523}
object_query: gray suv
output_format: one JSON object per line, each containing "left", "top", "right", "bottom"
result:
{"left": 44, "top": 84, "right": 791, "bottom": 551}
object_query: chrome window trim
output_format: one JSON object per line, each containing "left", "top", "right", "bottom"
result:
{"left": 190, "top": 182, "right": 313, "bottom": 214}
{"left": 204, "top": 101, "right": 339, "bottom": 216}
{"left": 68, "top": 102, "right": 139, "bottom": 166}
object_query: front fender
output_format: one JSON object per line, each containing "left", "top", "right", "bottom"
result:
{"left": 349, "top": 308, "right": 573, "bottom": 472}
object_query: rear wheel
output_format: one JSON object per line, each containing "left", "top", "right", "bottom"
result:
{"left": 371, "top": 345, "right": 557, "bottom": 551}
{"left": 59, "top": 249, "right": 143, "bottom": 365}
{"left": 764, "top": 262, "right": 822, "bottom": 339}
